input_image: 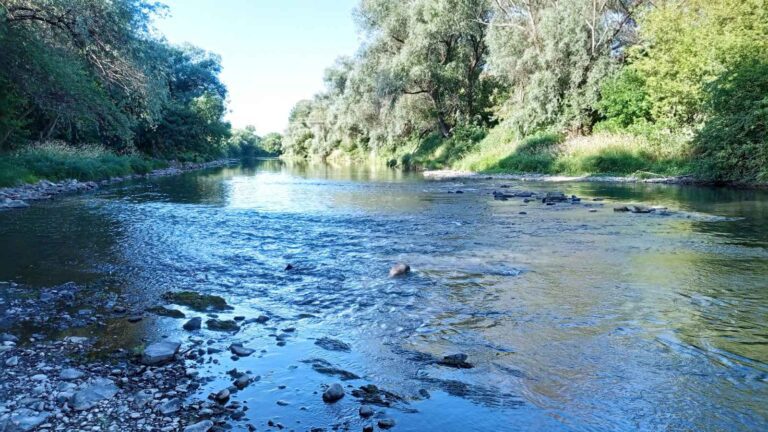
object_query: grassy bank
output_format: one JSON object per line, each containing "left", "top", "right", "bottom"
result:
{"left": 390, "top": 125, "right": 695, "bottom": 179}
{"left": 0, "top": 142, "right": 168, "bottom": 188}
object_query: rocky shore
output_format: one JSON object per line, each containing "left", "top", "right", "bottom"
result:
{"left": 422, "top": 169, "right": 697, "bottom": 185}
{"left": 0, "top": 159, "right": 237, "bottom": 211}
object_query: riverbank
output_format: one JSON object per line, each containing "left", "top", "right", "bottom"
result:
{"left": 422, "top": 169, "right": 698, "bottom": 185}
{"left": 0, "top": 158, "right": 236, "bottom": 211}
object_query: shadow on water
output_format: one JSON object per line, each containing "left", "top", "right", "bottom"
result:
{"left": 0, "top": 159, "right": 767, "bottom": 431}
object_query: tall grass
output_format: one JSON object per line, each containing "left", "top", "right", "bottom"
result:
{"left": 454, "top": 126, "right": 692, "bottom": 177}
{"left": 0, "top": 141, "right": 166, "bottom": 187}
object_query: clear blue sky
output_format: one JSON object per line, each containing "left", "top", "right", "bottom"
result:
{"left": 155, "top": 0, "right": 360, "bottom": 135}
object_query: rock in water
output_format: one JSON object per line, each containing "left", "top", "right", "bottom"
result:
{"left": 184, "top": 420, "right": 214, "bottom": 432}
{"left": 378, "top": 418, "right": 396, "bottom": 429}
{"left": 359, "top": 405, "right": 374, "bottom": 418}
{"left": 206, "top": 319, "right": 239, "bottom": 332}
{"left": 214, "top": 388, "right": 230, "bottom": 404}
{"left": 183, "top": 317, "right": 202, "bottom": 331}
{"left": 389, "top": 263, "right": 411, "bottom": 278}
{"left": 230, "top": 344, "right": 256, "bottom": 357}
{"left": 71, "top": 378, "right": 119, "bottom": 410}
{"left": 322, "top": 383, "right": 345, "bottom": 403}
{"left": 438, "top": 353, "right": 474, "bottom": 369}
{"left": 142, "top": 341, "right": 181, "bottom": 365}
{"left": 314, "top": 337, "right": 351, "bottom": 352}
{"left": 542, "top": 192, "right": 567, "bottom": 203}
{"left": 159, "top": 398, "right": 182, "bottom": 415}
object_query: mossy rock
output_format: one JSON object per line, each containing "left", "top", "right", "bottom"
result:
{"left": 146, "top": 306, "right": 186, "bottom": 318}
{"left": 162, "top": 291, "right": 232, "bottom": 312}
{"left": 206, "top": 319, "right": 240, "bottom": 332}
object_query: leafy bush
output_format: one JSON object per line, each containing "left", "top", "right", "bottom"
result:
{"left": 694, "top": 59, "right": 768, "bottom": 182}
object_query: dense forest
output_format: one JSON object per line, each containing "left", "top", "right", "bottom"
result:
{"left": 0, "top": 0, "right": 279, "bottom": 186}
{"left": 283, "top": 0, "right": 768, "bottom": 183}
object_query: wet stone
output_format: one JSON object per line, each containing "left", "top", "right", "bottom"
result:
{"left": 142, "top": 341, "right": 181, "bottom": 365}
{"left": 359, "top": 405, "right": 374, "bottom": 418}
{"left": 163, "top": 291, "right": 232, "bottom": 312}
{"left": 438, "top": 353, "right": 474, "bottom": 369}
{"left": 322, "top": 383, "right": 345, "bottom": 403}
{"left": 389, "top": 263, "right": 411, "bottom": 278}
{"left": 378, "top": 418, "right": 396, "bottom": 429}
{"left": 314, "top": 337, "right": 351, "bottom": 352}
{"left": 184, "top": 420, "right": 214, "bottom": 432}
{"left": 229, "top": 344, "right": 256, "bottom": 357}
{"left": 59, "top": 368, "right": 85, "bottom": 380}
{"left": 147, "top": 306, "right": 186, "bottom": 318}
{"left": 183, "top": 317, "right": 202, "bottom": 331}
{"left": 206, "top": 319, "right": 240, "bottom": 332}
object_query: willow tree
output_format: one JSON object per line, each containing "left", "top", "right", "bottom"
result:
{"left": 486, "top": 0, "right": 645, "bottom": 134}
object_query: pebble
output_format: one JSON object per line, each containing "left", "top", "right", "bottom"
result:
{"left": 322, "top": 383, "right": 345, "bottom": 403}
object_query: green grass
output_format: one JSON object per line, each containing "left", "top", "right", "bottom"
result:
{"left": 454, "top": 126, "right": 692, "bottom": 177}
{"left": 0, "top": 141, "right": 167, "bottom": 187}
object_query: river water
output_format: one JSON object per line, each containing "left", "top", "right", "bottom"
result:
{"left": 1, "top": 160, "right": 767, "bottom": 431}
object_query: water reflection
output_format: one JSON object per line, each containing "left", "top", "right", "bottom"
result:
{"left": 0, "top": 160, "right": 767, "bottom": 431}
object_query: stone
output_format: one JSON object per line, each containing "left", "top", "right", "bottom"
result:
{"left": 206, "top": 319, "right": 239, "bottom": 332}
{"left": 183, "top": 317, "right": 202, "bottom": 331}
{"left": 4, "top": 408, "right": 50, "bottom": 431}
{"left": 59, "top": 368, "right": 85, "bottom": 380}
{"left": 233, "top": 374, "right": 252, "bottom": 390}
{"left": 71, "top": 378, "right": 119, "bottom": 410}
{"left": 5, "top": 356, "right": 19, "bottom": 367}
{"left": 438, "top": 353, "right": 474, "bottom": 369}
{"left": 142, "top": 341, "right": 181, "bottom": 365}
{"left": 158, "top": 398, "right": 182, "bottom": 415}
{"left": 322, "top": 383, "right": 345, "bottom": 403}
{"left": 184, "top": 420, "right": 214, "bottom": 432}
{"left": 388, "top": 263, "right": 411, "bottom": 278}
{"left": 542, "top": 192, "right": 567, "bottom": 203}
{"left": 229, "top": 344, "right": 255, "bottom": 357}
{"left": 359, "top": 405, "right": 374, "bottom": 418}
{"left": 214, "top": 389, "right": 230, "bottom": 404}
{"left": 314, "top": 337, "right": 351, "bottom": 352}
{"left": 147, "top": 306, "right": 186, "bottom": 318}
{"left": 162, "top": 291, "right": 231, "bottom": 312}
{"left": 378, "top": 418, "right": 396, "bottom": 429}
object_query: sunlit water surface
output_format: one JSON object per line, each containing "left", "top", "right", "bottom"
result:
{"left": 1, "top": 160, "right": 767, "bottom": 431}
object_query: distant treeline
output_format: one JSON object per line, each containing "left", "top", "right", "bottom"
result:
{"left": 283, "top": 0, "right": 767, "bottom": 183}
{"left": 0, "top": 0, "right": 280, "bottom": 163}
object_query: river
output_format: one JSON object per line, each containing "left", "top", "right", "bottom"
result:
{"left": 1, "top": 159, "right": 767, "bottom": 431}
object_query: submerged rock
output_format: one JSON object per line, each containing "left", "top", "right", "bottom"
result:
{"left": 314, "top": 337, "right": 351, "bottom": 352}
{"left": 142, "top": 340, "right": 181, "bottom": 365}
{"left": 438, "top": 353, "right": 474, "bottom": 369}
{"left": 206, "top": 319, "right": 240, "bottom": 332}
{"left": 378, "top": 418, "right": 396, "bottom": 429}
{"left": 389, "top": 263, "right": 411, "bottom": 278}
{"left": 322, "top": 383, "right": 345, "bottom": 403}
{"left": 359, "top": 405, "right": 374, "bottom": 418}
{"left": 163, "top": 291, "right": 232, "bottom": 312}
{"left": 302, "top": 358, "right": 360, "bottom": 380}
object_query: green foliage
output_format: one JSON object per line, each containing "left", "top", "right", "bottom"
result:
{"left": 629, "top": 0, "right": 768, "bottom": 129}
{"left": 596, "top": 69, "right": 652, "bottom": 131}
{"left": 0, "top": 1, "right": 232, "bottom": 163}
{"left": 694, "top": 58, "right": 768, "bottom": 182}
{"left": 0, "top": 141, "right": 165, "bottom": 187}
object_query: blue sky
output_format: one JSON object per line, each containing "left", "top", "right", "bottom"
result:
{"left": 155, "top": 0, "right": 360, "bottom": 135}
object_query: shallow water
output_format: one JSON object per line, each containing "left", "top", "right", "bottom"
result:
{"left": 1, "top": 159, "right": 767, "bottom": 431}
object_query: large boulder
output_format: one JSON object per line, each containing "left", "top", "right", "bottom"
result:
{"left": 142, "top": 341, "right": 181, "bottom": 365}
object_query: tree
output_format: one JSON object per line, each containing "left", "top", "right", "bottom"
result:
{"left": 486, "top": 0, "right": 645, "bottom": 133}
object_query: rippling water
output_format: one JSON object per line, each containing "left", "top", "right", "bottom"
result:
{"left": 1, "top": 159, "right": 767, "bottom": 431}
